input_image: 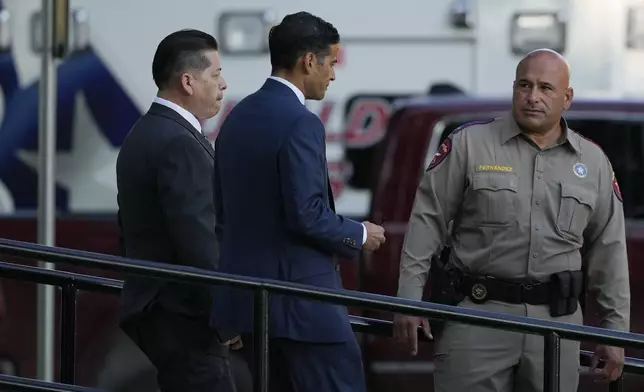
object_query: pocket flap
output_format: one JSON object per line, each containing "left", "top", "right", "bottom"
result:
{"left": 472, "top": 172, "right": 518, "bottom": 192}
{"left": 561, "top": 184, "right": 596, "bottom": 208}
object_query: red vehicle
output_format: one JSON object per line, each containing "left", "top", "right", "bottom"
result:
{"left": 1, "top": 95, "right": 644, "bottom": 391}
{"left": 0, "top": 215, "right": 361, "bottom": 389}
{"left": 360, "top": 95, "right": 644, "bottom": 391}
{"left": 0, "top": 215, "right": 124, "bottom": 387}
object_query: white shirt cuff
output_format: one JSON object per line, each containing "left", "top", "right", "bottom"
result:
{"left": 361, "top": 224, "right": 367, "bottom": 245}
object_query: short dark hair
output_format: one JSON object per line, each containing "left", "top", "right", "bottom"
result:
{"left": 152, "top": 29, "right": 219, "bottom": 89}
{"left": 268, "top": 12, "right": 340, "bottom": 72}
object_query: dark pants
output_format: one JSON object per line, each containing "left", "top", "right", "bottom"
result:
{"left": 122, "top": 305, "right": 237, "bottom": 392}
{"left": 240, "top": 333, "right": 366, "bottom": 392}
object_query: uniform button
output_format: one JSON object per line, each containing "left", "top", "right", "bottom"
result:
{"left": 533, "top": 253, "right": 538, "bottom": 258}
{"left": 535, "top": 225, "right": 540, "bottom": 231}
{"left": 538, "top": 175, "right": 543, "bottom": 179}
{"left": 535, "top": 200, "right": 541, "bottom": 205}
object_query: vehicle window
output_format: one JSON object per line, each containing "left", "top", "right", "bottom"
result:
{"left": 437, "top": 118, "right": 644, "bottom": 219}
{"left": 567, "top": 119, "right": 644, "bottom": 219}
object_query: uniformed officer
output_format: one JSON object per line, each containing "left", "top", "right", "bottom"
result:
{"left": 393, "top": 49, "right": 630, "bottom": 391}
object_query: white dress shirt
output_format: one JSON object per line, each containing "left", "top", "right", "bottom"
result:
{"left": 268, "top": 76, "right": 367, "bottom": 246}
{"left": 269, "top": 76, "right": 306, "bottom": 105}
{"left": 153, "top": 96, "right": 203, "bottom": 134}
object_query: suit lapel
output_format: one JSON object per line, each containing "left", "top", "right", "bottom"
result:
{"left": 148, "top": 103, "right": 215, "bottom": 160}
{"left": 189, "top": 128, "right": 215, "bottom": 160}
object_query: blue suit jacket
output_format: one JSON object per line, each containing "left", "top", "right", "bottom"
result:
{"left": 212, "top": 79, "right": 364, "bottom": 343}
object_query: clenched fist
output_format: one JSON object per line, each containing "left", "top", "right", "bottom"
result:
{"left": 362, "top": 221, "right": 386, "bottom": 251}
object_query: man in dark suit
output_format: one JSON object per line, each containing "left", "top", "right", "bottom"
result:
{"left": 212, "top": 12, "right": 386, "bottom": 392}
{"left": 116, "top": 29, "right": 238, "bottom": 392}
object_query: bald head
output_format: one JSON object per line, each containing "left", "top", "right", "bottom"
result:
{"left": 516, "top": 48, "right": 570, "bottom": 87}
{"left": 511, "top": 48, "right": 574, "bottom": 135}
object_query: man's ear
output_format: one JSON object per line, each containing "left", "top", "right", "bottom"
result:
{"left": 179, "top": 73, "right": 195, "bottom": 96}
{"left": 564, "top": 87, "right": 574, "bottom": 110}
{"left": 302, "top": 52, "right": 315, "bottom": 74}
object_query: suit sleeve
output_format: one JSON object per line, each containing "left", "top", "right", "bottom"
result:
{"left": 214, "top": 137, "right": 225, "bottom": 244}
{"left": 157, "top": 134, "right": 219, "bottom": 271}
{"left": 397, "top": 131, "right": 468, "bottom": 301}
{"left": 278, "top": 114, "right": 363, "bottom": 259}
{"left": 582, "top": 157, "right": 630, "bottom": 332}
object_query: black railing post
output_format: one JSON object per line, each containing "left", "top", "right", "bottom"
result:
{"left": 254, "top": 289, "right": 269, "bottom": 392}
{"left": 60, "top": 283, "right": 77, "bottom": 384}
{"left": 543, "top": 332, "right": 561, "bottom": 392}
{"left": 609, "top": 376, "right": 624, "bottom": 392}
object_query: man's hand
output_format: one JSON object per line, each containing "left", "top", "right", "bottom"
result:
{"left": 590, "top": 345, "right": 624, "bottom": 382}
{"left": 393, "top": 314, "right": 432, "bottom": 356}
{"left": 362, "top": 221, "right": 386, "bottom": 251}
{"left": 224, "top": 335, "right": 243, "bottom": 350}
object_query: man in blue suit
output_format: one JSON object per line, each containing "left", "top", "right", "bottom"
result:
{"left": 213, "top": 11, "right": 386, "bottom": 392}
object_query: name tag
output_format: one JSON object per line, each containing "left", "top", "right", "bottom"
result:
{"left": 476, "top": 164, "right": 513, "bottom": 173}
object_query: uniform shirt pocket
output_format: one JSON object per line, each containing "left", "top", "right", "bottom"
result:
{"left": 556, "top": 183, "right": 596, "bottom": 240}
{"left": 471, "top": 172, "right": 518, "bottom": 226}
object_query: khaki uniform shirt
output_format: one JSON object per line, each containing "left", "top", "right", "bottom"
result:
{"left": 397, "top": 114, "right": 630, "bottom": 332}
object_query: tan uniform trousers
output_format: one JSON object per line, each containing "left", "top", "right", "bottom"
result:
{"left": 433, "top": 297, "right": 582, "bottom": 392}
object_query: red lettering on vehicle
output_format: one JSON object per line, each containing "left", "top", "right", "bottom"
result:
{"left": 336, "top": 46, "right": 345, "bottom": 67}
{"left": 328, "top": 160, "right": 352, "bottom": 198}
{"left": 317, "top": 101, "right": 343, "bottom": 143}
{"left": 344, "top": 98, "right": 392, "bottom": 148}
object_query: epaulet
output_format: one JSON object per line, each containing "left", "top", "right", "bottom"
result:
{"left": 426, "top": 118, "right": 494, "bottom": 171}
{"left": 574, "top": 130, "right": 622, "bottom": 202}
{"left": 451, "top": 118, "right": 495, "bottom": 136}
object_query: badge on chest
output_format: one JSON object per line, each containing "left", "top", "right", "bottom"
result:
{"left": 573, "top": 162, "right": 587, "bottom": 178}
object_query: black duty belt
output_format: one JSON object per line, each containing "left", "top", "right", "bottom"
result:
{"left": 460, "top": 274, "right": 551, "bottom": 305}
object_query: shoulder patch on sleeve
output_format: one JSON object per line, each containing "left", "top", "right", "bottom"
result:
{"left": 612, "top": 171, "right": 623, "bottom": 202}
{"left": 426, "top": 119, "right": 494, "bottom": 171}
{"left": 427, "top": 138, "right": 452, "bottom": 171}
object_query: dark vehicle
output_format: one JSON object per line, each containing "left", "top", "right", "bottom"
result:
{"left": 360, "top": 95, "right": 644, "bottom": 392}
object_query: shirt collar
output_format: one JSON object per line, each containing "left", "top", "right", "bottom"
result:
{"left": 268, "top": 76, "right": 306, "bottom": 105}
{"left": 153, "top": 97, "right": 202, "bottom": 133}
{"left": 502, "top": 113, "right": 581, "bottom": 154}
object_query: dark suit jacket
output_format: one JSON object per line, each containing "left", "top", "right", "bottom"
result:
{"left": 116, "top": 102, "right": 219, "bottom": 326}
{"left": 212, "top": 79, "right": 364, "bottom": 343}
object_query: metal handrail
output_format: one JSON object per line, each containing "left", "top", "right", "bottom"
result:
{"left": 0, "top": 237, "right": 643, "bottom": 392}
{"left": 349, "top": 315, "right": 644, "bottom": 377}
{"left": 0, "top": 260, "right": 642, "bottom": 392}
{"left": 0, "top": 374, "right": 100, "bottom": 391}
{"left": 0, "top": 261, "right": 641, "bottom": 392}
